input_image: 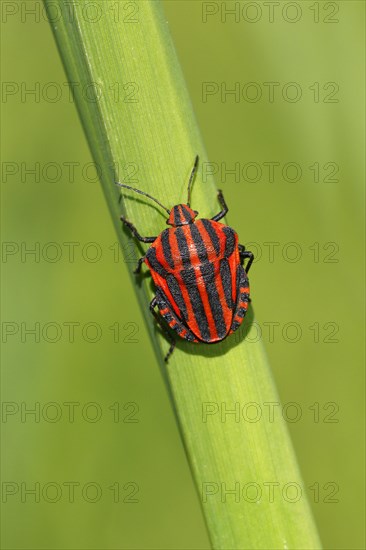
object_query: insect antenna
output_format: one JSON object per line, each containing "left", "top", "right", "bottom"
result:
{"left": 186, "top": 155, "right": 199, "bottom": 207}
{"left": 115, "top": 182, "right": 171, "bottom": 215}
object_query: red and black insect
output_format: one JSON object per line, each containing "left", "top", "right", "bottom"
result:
{"left": 116, "top": 156, "right": 254, "bottom": 362}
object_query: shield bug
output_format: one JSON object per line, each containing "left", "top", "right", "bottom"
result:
{"left": 116, "top": 155, "right": 254, "bottom": 362}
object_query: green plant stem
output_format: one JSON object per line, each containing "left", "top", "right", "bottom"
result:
{"left": 45, "top": 1, "right": 322, "bottom": 548}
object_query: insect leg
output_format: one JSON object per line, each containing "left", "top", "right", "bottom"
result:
{"left": 120, "top": 216, "right": 157, "bottom": 243}
{"left": 211, "top": 189, "right": 229, "bottom": 222}
{"left": 238, "top": 244, "right": 254, "bottom": 273}
{"left": 230, "top": 265, "right": 250, "bottom": 334}
{"left": 133, "top": 256, "right": 146, "bottom": 275}
{"left": 150, "top": 297, "right": 176, "bottom": 362}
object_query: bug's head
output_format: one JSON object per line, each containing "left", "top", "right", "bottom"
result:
{"left": 167, "top": 204, "right": 198, "bottom": 227}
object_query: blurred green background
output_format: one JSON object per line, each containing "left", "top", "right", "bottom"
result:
{"left": 1, "top": 1, "right": 364, "bottom": 549}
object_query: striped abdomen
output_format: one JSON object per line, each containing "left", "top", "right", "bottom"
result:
{"left": 145, "top": 219, "right": 242, "bottom": 343}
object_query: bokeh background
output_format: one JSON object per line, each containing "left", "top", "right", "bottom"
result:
{"left": 1, "top": 1, "right": 364, "bottom": 549}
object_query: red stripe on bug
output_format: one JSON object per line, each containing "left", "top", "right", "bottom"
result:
{"left": 195, "top": 221, "right": 232, "bottom": 336}
{"left": 231, "top": 237, "right": 240, "bottom": 305}
{"left": 170, "top": 228, "right": 207, "bottom": 340}
{"left": 184, "top": 224, "right": 219, "bottom": 340}
{"left": 169, "top": 230, "right": 180, "bottom": 263}
{"left": 199, "top": 219, "right": 223, "bottom": 257}
{"left": 168, "top": 230, "right": 176, "bottom": 270}
{"left": 175, "top": 271, "right": 203, "bottom": 338}
{"left": 201, "top": 220, "right": 236, "bottom": 334}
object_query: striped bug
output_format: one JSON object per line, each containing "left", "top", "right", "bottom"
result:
{"left": 116, "top": 156, "right": 254, "bottom": 362}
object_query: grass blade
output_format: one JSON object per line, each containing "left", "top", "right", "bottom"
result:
{"left": 44, "top": 1, "right": 322, "bottom": 547}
